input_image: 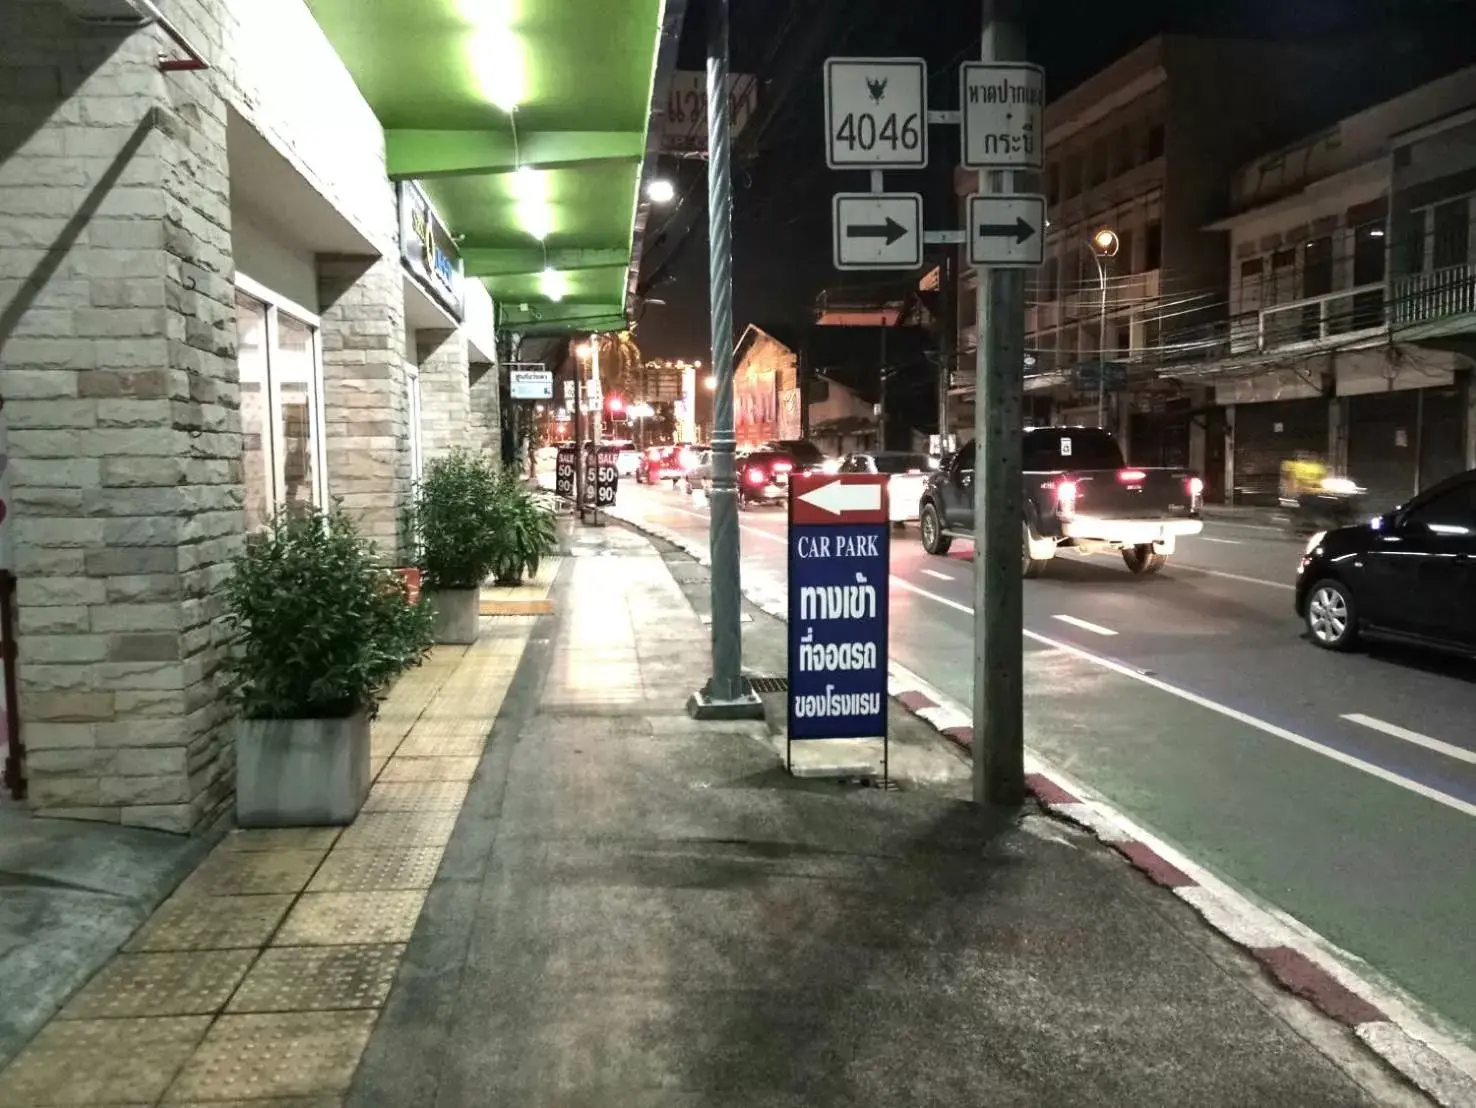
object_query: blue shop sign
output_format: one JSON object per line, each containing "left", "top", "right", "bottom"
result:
{"left": 398, "top": 180, "right": 465, "bottom": 321}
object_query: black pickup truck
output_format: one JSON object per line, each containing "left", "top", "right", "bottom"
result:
{"left": 918, "top": 427, "right": 1204, "bottom": 577}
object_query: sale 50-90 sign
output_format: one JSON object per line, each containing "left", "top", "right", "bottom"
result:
{"left": 787, "top": 473, "right": 890, "bottom": 742}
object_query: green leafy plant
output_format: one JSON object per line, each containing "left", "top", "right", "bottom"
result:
{"left": 411, "top": 449, "right": 502, "bottom": 590}
{"left": 222, "top": 505, "right": 436, "bottom": 720}
{"left": 488, "top": 469, "right": 559, "bottom": 586}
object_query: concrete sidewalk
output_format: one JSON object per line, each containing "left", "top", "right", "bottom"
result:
{"left": 345, "top": 525, "right": 1423, "bottom": 1108}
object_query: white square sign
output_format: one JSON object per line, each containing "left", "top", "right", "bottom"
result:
{"left": 824, "top": 57, "right": 928, "bottom": 170}
{"left": 832, "top": 193, "right": 923, "bottom": 271}
{"left": 960, "top": 62, "right": 1045, "bottom": 170}
{"left": 967, "top": 193, "right": 1046, "bottom": 268}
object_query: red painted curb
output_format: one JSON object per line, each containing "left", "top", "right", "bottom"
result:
{"left": 1252, "top": 946, "right": 1386, "bottom": 1027}
{"left": 896, "top": 691, "right": 936, "bottom": 713}
{"left": 1112, "top": 840, "right": 1196, "bottom": 889}
{"left": 1025, "top": 773, "right": 1079, "bottom": 806}
{"left": 940, "top": 725, "right": 973, "bottom": 749}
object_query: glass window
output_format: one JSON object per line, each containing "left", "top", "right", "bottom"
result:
{"left": 1146, "top": 123, "right": 1165, "bottom": 160}
{"left": 1063, "top": 153, "right": 1083, "bottom": 199}
{"left": 1117, "top": 228, "right": 1135, "bottom": 274}
{"left": 1432, "top": 199, "right": 1470, "bottom": 270}
{"left": 1392, "top": 208, "right": 1427, "bottom": 276}
{"left": 1405, "top": 480, "right": 1476, "bottom": 535}
{"left": 1089, "top": 138, "right": 1108, "bottom": 187}
{"left": 1111, "top": 126, "right": 1134, "bottom": 175}
{"left": 1144, "top": 221, "right": 1162, "bottom": 269}
{"left": 234, "top": 287, "right": 326, "bottom": 530}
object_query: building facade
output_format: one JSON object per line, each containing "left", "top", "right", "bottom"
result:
{"left": 0, "top": 0, "right": 665, "bottom": 828}
{"left": 1192, "top": 66, "right": 1476, "bottom": 507}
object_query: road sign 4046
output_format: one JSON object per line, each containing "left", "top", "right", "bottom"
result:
{"left": 824, "top": 57, "right": 929, "bottom": 169}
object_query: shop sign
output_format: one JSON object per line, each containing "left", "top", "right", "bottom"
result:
{"left": 398, "top": 180, "right": 465, "bottom": 321}
{"left": 509, "top": 365, "right": 554, "bottom": 400}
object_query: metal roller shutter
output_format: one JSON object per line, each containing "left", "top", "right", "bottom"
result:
{"left": 1233, "top": 398, "right": 1327, "bottom": 505}
{"left": 1419, "top": 386, "right": 1466, "bottom": 492}
{"left": 1346, "top": 391, "right": 1419, "bottom": 511}
{"left": 1129, "top": 400, "right": 1190, "bottom": 470}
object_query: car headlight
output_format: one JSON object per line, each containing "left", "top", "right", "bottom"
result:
{"left": 1304, "top": 530, "right": 1326, "bottom": 556}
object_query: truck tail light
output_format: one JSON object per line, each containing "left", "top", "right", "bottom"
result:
{"left": 1117, "top": 469, "right": 1147, "bottom": 483}
{"left": 772, "top": 461, "right": 793, "bottom": 473}
{"left": 1187, "top": 476, "right": 1204, "bottom": 498}
{"left": 745, "top": 466, "right": 766, "bottom": 486}
{"left": 1055, "top": 478, "right": 1078, "bottom": 514}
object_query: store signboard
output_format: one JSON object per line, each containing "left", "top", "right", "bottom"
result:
{"left": 509, "top": 364, "right": 554, "bottom": 400}
{"left": 398, "top": 180, "right": 465, "bottom": 321}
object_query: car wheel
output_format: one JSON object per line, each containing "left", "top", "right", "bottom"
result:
{"left": 1122, "top": 544, "right": 1167, "bottom": 575}
{"left": 1305, "top": 578, "right": 1360, "bottom": 651}
{"left": 1022, "top": 521, "right": 1049, "bottom": 579}
{"left": 920, "top": 504, "right": 951, "bottom": 555}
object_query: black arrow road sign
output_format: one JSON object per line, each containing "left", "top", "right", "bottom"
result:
{"left": 976, "top": 216, "right": 1036, "bottom": 244}
{"left": 846, "top": 217, "right": 909, "bottom": 246}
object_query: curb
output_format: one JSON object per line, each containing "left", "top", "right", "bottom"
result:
{"left": 608, "top": 505, "right": 1476, "bottom": 1107}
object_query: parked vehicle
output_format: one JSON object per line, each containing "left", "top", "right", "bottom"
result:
{"left": 609, "top": 440, "right": 640, "bottom": 477}
{"left": 838, "top": 451, "right": 936, "bottom": 524}
{"left": 684, "top": 449, "right": 714, "bottom": 494}
{"left": 918, "top": 427, "right": 1204, "bottom": 577}
{"left": 736, "top": 450, "right": 795, "bottom": 509}
{"left": 1296, "top": 468, "right": 1476, "bottom": 654}
{"left": 761, "top": 440, "right": 831, "bottom": 475}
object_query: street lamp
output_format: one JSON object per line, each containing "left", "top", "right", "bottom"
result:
{"left": 704, "top": 374, "right": 717, "bottom": 391}
{"left": 1088, "top": 228, "right": 1120, "bottom": 430}
{"left": 646, "top": 178, "right": 676, "bottom": 204}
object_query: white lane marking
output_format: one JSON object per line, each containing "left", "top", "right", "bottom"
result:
{"left": 1342, "top": 714, "right": 1476, "bottom": 768}
{"left": 666, "top": 504, "right": 786, "bottom": 545}
{"left": 1196, "top": 537, "right": 1243, "bottom": 545}
{"left": 1052, "top": 614, "right": 1118, "bottom": 637}
{"left": 886, "top": 574, "right": 1476, "bottom": 819}
{"left": 1172, "top": 564, "right": 1295, "bottom": 591}
{"left": 921, "top": 569, "right": 953, "bottom": 581}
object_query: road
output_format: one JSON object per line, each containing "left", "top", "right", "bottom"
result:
{"left": 613, "top": 478, "right": 1476, "bottom": 1043}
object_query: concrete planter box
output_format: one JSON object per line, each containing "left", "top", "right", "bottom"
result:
{"left": 236, "top": 713, "right": 371, "bottom": 828}
{"left": 428, "top": 587, "right": 480, "bottom": 644}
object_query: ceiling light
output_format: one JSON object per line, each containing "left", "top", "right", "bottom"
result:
{"left": 646, "top": 179, "right": 676, "bottom": 204}
{"left": 541, "top": 267, "right": 567, "bottom": 302}
{"left": 463, "top": 1, "right": 525, "bottom": 113}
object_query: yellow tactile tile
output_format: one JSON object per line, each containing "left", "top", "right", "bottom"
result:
{"left": 377, "top": 756, "right": 480, "bottom": 782}
{"left": 307, "top": 847, "right": 445, "bottom": 893}
{"left": 226, "top": 944, "right": 404, "bottom": 1013}
{"left": 163, "top": 1010, "right": 377, "bottom": 1102}
{"left": 176, "top": 848, "right": 327, "bottom": 898}
{"left": 59, "top": 951, "right": 256, "bottom": 1021}
{"left": 0, "top": 1015, "right": 210, "bottom": 1106}
{"left": 274, "top": 891, "right": 428, "bottom": 946}
{"left": 125, "top": 895, "right": 294, "bottom": 953}
{"left": 362, "top": 781, "right": 470, "bottom": 812}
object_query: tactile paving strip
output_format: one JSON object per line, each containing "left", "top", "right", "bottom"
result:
{"left": 163, "top": 1010, "right": 377, "bottom": 1102}
{"left": 362, "top": 781, "right": 470, "bottom": 812}
{"left": 219, "top": 828, "right": 342, "bottom": 853}
{"left": 274, "top": 891, "right": 428, "bottom": 946}
{"left": 334, "top": 810, "right": 458, "bottom": 850}
{"left": 2, "top": 1015, "right": 210, "bottom": 1105}
{"left": 394, "top": 731, "right": 487, "bottom": 758}
{"left": 377, "top": 755, "right": 480, "bottom": 782}
{"left": 226, "top": 944, "right": 405, "bottom": 1013}
{"left": 178, "top": 849, "right": 327, "bottom": 897}
{"left": 60, "top": 951, "right": 257, "bottom": 1020}
{"left": 125, "top": 895, "right": 294, "bottom": 953}
{"left": 307, "top": 847, "right": 446, "bottom": 893}
{"left": 401, "top": 719, "right": 492, "bottom": 740}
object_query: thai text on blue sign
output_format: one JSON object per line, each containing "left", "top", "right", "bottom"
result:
{"left": 787, "top": 474, "right": 890, "bottom": 740}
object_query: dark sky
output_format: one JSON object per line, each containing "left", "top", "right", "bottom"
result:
{"left": 633, "top": 0, "right": 1476, "bottom": 361}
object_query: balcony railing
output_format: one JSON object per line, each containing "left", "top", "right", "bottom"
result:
{"left": 1391, "top": 263, "right": 1476, "bottom": 327}
{"left": 1231, "top": 282, "right": 1387, "bottom": 354}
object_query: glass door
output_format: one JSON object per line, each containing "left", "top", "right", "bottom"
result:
{"left": 235, "top": 292, "right": 274, "bottom": 531}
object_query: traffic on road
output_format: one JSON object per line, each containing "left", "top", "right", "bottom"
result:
{"left": 592, "top": 441, "right": 1476, "bottom": 1045}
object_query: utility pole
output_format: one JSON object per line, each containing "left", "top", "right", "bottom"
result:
{"left": 939, "top": 253, "right": 956, "bottom": 449}
{"left": 878, "top": 323, "right": 888, "bottom": 450}
{"left": 972, "top": 0, "right": 1027, "bottom": 807}
{"left": 573, "top": 345, "right": 586, "bottom": 513}
{"left": 690, "top": 0, "right": 762, "bottom": 719}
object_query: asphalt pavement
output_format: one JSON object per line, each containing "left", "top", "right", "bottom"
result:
{"left": 613, "top": 479, "right": 1476, "bottom": 1048}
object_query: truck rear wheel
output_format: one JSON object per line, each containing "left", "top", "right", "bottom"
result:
{"left": 1122, "top": 544, "right": 1167, "bottom": 575}
{"left": 920, "top": 504, "right": 952, "bottom": 555}
{"left": 1022, "top": 522, "right": 1049, "bottom": 579}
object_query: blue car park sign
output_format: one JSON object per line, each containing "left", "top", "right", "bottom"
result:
{"left": 787, "top": 472, "right": 891, "bottom": 778}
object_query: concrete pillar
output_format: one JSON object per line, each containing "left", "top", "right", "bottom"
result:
{"left": 317, "top": 255, "right": 411, "bottom": 554}
{"left": 1328, "top": 396, "right": 1348, "bottom": 473}
{"left": 0, "top": 1, "right": 242, "bottom": 830}
{"left": 414, "top": 329, "right": 469, "bottom": 461}
{"left": 1188, "top": 414, "right": 1207, "bottom": 475}
{"left": 469, "top": 359, "right": 502, "bottom": 463}
{"left": 1224, "top": 404, "right": 1237, "bottom": 503}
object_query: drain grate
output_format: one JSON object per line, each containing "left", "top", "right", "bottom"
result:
{"left": 748, "top": 676, "right": 788, "bottom": 693}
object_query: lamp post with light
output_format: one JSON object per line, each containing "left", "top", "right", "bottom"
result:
{"left": 1089, "top": 228, "right": 1120, "bottom": 429}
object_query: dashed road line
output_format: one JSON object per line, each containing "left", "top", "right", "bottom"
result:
{"left": 1343, "top": 713, "right": 1476, "bottom": 767}
{"left": 921, "top": 569, "right": 953, "bottom": 581}
{"left": 1052, "top": 614, "right": 1118, "bottom": 636}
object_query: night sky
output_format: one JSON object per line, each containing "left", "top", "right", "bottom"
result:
{"left": 633, "top": 0, "right": 1475, "bottom": 362}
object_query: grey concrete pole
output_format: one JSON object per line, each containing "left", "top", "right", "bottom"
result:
{"left": 691, "top": 0, "right": 761, "bottom": 718}
{"left": 973, "top": 0, "right": 1027, "bottom": 807}
{"left": 1095, "top": 254, "right": 1108, "bottom": 427}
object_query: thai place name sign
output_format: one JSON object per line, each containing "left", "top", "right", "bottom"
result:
{"left": 787, "top": 474, "right": 891, "bottom": 740}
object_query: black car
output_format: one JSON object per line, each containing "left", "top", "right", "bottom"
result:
{"left": 761, "top": 440, "right": 828, "bottom": 474}
{"left": 736, "top": 450, "right": 795, "bottom": 508}
{"left": 1296, "top": 468, "right": 1476, "bottom": 654}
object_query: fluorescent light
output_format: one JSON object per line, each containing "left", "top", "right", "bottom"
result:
{"left": 541, "top": 267, "right": 567, "bottom": 301}
{"left": 462, "top": 1, "right": 525, "bottom": 113}
{"left": 514, "top": 166, "right": 553, "bottom": 240}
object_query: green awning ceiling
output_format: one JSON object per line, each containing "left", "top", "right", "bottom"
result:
{"left": 305, "top": 0, "right": 666, "bottom": 335}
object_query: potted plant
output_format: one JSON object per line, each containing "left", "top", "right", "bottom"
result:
{"left": 223, "top": 505, "right": 435, "bottom": 827}
{"left": 410, "top": 449, "right": 502, "bottom": 644}
{"left": 488, "top": 469, "right": 559, "bottom": 587}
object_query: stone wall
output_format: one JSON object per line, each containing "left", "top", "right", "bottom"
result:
{"left": 468, "top": 360, "right": 503, "bottom": 463}
{"left": 317, "top": 256, "right": 411, "bottom": 554}
{"left": 415, "top": 329, "right": 469, "bottom": 462}
{"left": 1, "top": 0, "right": 242, "bottom": 831}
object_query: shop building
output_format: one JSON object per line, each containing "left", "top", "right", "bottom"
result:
{"left": 0, "top": 0, "right": 669, "bottom": 828}
{"left": 1191, "top": 65, "right": 1476, "bottom": 507}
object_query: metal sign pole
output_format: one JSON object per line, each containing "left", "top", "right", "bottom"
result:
{"left": 691, "top": 0, "right": 761, "bottom": 719}
{"left": 972, "top": 0, "right": 1027, "bottom": 807}
{"left": 573, "top": 348, "right": 586, "bottom": 516}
